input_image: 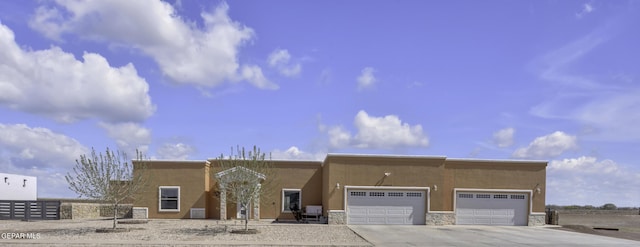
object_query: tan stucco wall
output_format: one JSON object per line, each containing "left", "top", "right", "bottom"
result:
{"left": 207, "top": 160, "right": 323, "bottom": 220}
{"left": 322, "top": 155, "right": 447, "bottom": 212}
{"left": 134, "top": 155, "right": 547, "bottom": 220}
{"left": 133, "top": 161, "right": 208, "bottom": 219}
{"left": 443, "top": 160, "right": 547, "bottom": 212}
{"left": 322, "top": 155, "right": 547, "bottom": 214}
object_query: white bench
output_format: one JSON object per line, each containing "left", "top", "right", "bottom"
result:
{"left": 303, "top": 205, "right": 322, "bottom": 222}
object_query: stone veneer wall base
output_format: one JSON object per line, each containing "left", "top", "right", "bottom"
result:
{"left": 59, "top": 203, "right": 133, "bottom": 219}
{"left": 425, "top": 212, "right": 455, "bottom": 225}
{"left": 328, "top": 210, "right": 346, "bottom": 225}
{"left": 528, "top": 213, "right": 545, "bottom": 226}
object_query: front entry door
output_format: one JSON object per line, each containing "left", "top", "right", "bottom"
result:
{"left": 236, "top": 201, "right": 250, "bottom": 219}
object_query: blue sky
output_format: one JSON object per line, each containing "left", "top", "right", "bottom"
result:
{"left": 0, "top": 0, "right": 638, "bottom": 207}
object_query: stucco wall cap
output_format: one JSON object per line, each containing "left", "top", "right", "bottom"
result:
{"left": 215, "top": 166, "right": 266, "bottom": 180}
{"left": 325, "top": 153, "right": 447, "bottom": 160}
{"left": 206, "top": 158, "right": 322, "bottom": 163}
{"left": 133, "top": 159, "right": 205, "bottom": 163}
{"left": 445, "top": 158, "right": 548, "bottom": 165}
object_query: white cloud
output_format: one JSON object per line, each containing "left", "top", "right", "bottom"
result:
{"left": 268, "top": 49, "right": 301, "bottom": 77}
{"left": 327, "top": 110, "right": 429, "bottom": 149}
{"left": 318, "top": 68, "right": 332, "bottom": 85}
{"left": 241, "top": 64, "right": 278, "bottom": 90}
{"left": 534, "top": 29, "right": 606, "bottom": 89}
{"left": 156, "top": 142, "right": 195, "bottom": 160}
{"left": 0, "top": 123, "right": 89, "bottom": 198}
{"left": 0, "top": 23, "right": 155, "bottom": 123}
{"left": 357, "top": 67, "right": 376, "bottom": 90}
{"left": 512, "top": 131, "right": 577, "bottom": 159}
{"left": 550, "top": 156, "right": 617, "bottom": 174}
{"left": 576, "top": 3, "right": 595, "bottom": 19}
{"left": 271, "top": 146, "right": 325, "bottom": 161}
{"left": 0, "top": 123, "right": 88, "bottom": 169}
{"left": 547, "top": 156, "right": 640, "bottom": 207}
{"left": 328, "top": 126, "right": 352, "bottom": 148}
{"left": 530, "top": 24, "right": 640, "bottom": 141}
{"left": 29, "top": 1, "right": 274, "bottom": 89}
{"left": 99, "top": 122, "right": 151, "bottom": 156}
{"left": 573, "top": 91, "right": 640, "bottom": 139}
{"left": 493, "top": 128, "right": 515, "bottom": 148}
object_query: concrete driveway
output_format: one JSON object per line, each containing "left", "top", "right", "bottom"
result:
{"left": 349, "top": 225, "right": 639, "bottom": 247}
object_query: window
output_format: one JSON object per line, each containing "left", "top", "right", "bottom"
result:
{"left": 369, "top": 192, "right": 385, "bottom": 197}
{"left": 458, "top": 193, "right": 473, "bottom": 198}
{"left": 282, "top": 189, "right": 301, "bottom": 212}
{"left": 511, "top": 194, "right": 526, "bottom": 200}
{"left": 388, "top": 192, "right": 404, "bottom": 197}
{"left": 159, "top": 186, "right": 180, "bottom": 212}
{"left": 494, "top": 194, "right": 508, "bottom": 199}
{"left": 406, "top": 192, "right": 422, "bottom": 197}
{"left": 350, "top": 191, "right": 366, "bottom": 197}
{"left": 476, "top": 194, "right": 491, "bottom": 199}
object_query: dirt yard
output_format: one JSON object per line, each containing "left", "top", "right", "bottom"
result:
{"left": 557, "top": 211, "right": 640, "bottom": 241}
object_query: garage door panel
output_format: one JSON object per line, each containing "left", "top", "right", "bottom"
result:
{"left": 475, "top": 209, "right": 492, "bottom": 216}
{"left": 367, "top": 217, "right": 386, "bottom": 224}
{"left": 498, "top": 210, "right": 514, "bottom": 216}
{"left": 386, "top": 208, "right": 406, "bottom": 215}
{"left": 349, "top": 207, "right": 368, "bottom": 215}
{"left": 368, "top": 208, "right": 386, "bottom": 215}
{"left": 474, "top": 217, "right": 492, "bottom": 225}
{"left": 456, "top": 208, "right": 474, "bottom": 216}
{"left": 491, "top": 217, "right": 513, "bottom": 225}
{"left": 347, "top": 190, "right": 426, "bottom": 225}
{"left": 386, "top": 217, "right": 406, "bottom": 224}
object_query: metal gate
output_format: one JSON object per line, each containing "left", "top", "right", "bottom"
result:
{"left": 0, "top": 200, "right": 60, "bottom": 220}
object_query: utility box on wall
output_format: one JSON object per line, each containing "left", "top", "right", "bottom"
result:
{"left": 0, "top": 173, "right": 37, "bottom": 201}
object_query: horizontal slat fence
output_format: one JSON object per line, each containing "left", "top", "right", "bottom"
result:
{"left": 0, "top": 200, "right": 60, "bottom": 220}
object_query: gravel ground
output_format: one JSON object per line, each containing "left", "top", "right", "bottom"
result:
{"left": 0, "top": 219, "right": 371, "bottom": 246}
{"left": 557, "top": 214, "right": 640, "bottom": 241}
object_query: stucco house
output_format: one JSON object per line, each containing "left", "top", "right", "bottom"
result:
{"left": 1, "top": 173, "right": 37, "bottom": 201}
{"left": 132, "top": 154, "right": 547, "bottom": 226}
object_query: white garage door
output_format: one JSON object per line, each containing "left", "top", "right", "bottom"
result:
{"left": 456, "top": 192, "right": 529, "bottom": 226}
{"left": 347, "top": 190, "right": 426, "bottom": 225}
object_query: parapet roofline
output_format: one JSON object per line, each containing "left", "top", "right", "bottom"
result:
{"left": 445, "top": 157, "right": 548, "bottom": 164}
{"left": 325, "top": 153, "right": 547, "bottom": 164}
{"left": 133, "top": 159, "right": 206, "bottom": 163}
{"left": 136, "top": 155, "right": 547, "bottom": 165}
{"left": 325, "top": 153, "right": 448, "bottom": 159}
{"left": 206, "top": 158, "right": 323, "bottom": 163}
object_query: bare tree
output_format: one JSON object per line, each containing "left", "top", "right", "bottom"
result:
{"left": 213, "top": 146, "right": 274, "bottom": 231}
{"left": 65, "top": 148, "right": 147, "bottom": 229}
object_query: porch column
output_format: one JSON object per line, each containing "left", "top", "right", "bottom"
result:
{"left": 219, "top": 186, "right": 227, "bottom": 220}
{"left": 253, "top": 194, "right": 260, "bottom": 220}
{"left": 252, "top": 184, "right": 261, "bottom": 220}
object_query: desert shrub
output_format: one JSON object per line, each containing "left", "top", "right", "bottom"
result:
{"left": 601, "top": 203, "right": 617, "bottom": 210}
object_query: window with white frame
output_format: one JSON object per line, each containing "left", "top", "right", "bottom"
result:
{"left": 282, "top": 189, "right": 301, "bottom": 212}
{"left": 159, "top": 186, "right": 180, "bottom": 212}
